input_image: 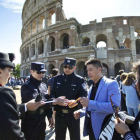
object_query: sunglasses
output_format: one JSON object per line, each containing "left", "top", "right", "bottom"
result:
{"left": 63, "top": 65, "right": 74, "bottom": 70}
{"left": 68, "top": 97, "right": 81, "bottom": 108}
{"left": 36, "top": 71, "right": 45, "bottom": 74}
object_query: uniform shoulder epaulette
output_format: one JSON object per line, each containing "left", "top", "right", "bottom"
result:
{"left": 55, "top": 74, "right": 63, "bottom": 78}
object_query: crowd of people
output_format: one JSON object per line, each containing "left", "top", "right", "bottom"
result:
{"left": 0, "top": 51, "right": 140, "bottom": 140}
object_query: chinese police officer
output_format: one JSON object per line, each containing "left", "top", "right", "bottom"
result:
{"left": 21, "top": 62, "right": 68, "bottom": 140}
{"left": 50, "top": 57, "right": 87, "bottom": 140}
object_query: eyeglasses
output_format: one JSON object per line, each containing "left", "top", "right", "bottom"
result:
{"left": 36, "top": 71, "right": 45, "bottom": 74}
{"left": 63, "top": 65, "right": 74, "bottom": 70}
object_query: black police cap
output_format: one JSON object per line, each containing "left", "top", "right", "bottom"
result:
{"left": 31, "top": 62, "right": 46, "bottom": 72}
{"left": 63, "top": 57, "right": 76, "bottom": 66}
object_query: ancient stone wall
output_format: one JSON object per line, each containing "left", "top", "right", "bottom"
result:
{"left": 20, "top": 0, "right": 140, "bottom": 78}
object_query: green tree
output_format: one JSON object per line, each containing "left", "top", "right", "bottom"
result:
{"left": 12, "top": 64, "right": 20, "bottom": 78}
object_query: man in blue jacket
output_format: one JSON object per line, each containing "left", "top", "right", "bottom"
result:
{"left": 74, "top": 58, "right": 121, "bottom": 140}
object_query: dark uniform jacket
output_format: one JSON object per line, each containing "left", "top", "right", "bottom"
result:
{"left": 21, "top": 75, "right": 52, "bottom": 125}
{"left": 0, "top": 85, "right": 25, "bottom": 140}
{"left": 51, "top": 72, "right": 87, "bottom": 111}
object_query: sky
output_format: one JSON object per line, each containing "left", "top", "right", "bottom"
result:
{"left": 0, "top": 0, "right": 140, "bottom": 65}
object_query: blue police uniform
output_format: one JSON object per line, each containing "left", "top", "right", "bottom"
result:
{"left": 50, "top": 57, "right": 87, "bottom": 140}
{"left": 21, "top": 62, "right": 52, "bottom": 140}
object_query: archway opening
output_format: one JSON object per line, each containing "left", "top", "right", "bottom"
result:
{"left": 114, "top": 63, "right": 125, "bottom": 76}
{"left": 123, "top": 38, "right": 131, "bottom": 49}
{"left": 38, "top": 40, "right": 44, "bottom": 54}
{"left": 96, "top": 34, "right": 107, "bottom": 49}
{"left": 82, "top": 37, "right": 90, "bottom": 46}
{"left": 102, "top": 63, "right": 109, "bottom": 77}
{"left": 31, "top": 44, "right": 35, "bottom": 57}
{"left": 136, "top": 39, "right": 140, "bottom": 54}
{"left": 76, "top": 61, "right": 87, "bottom": 77}
{"left": 48, "top": 64, "right": 55, "bottom": 75}
{"left": 51, "top": 37, "right": 55, "bottom": 51}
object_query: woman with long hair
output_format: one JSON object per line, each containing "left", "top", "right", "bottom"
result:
{"left": 122, "top": 72, "right": 140, "bottom": 117}
{"left": 115, "top": 62, "right": 140, "bottom": 140}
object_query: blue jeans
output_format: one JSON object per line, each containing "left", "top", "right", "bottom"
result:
{"left": 127, "top": 107, "right": 138, "bottom": 117}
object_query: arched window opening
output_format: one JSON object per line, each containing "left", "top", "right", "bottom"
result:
{"left": 96, "top": 34, "right": 107, "bottom": 49}
{"left": 97, "top": 41, "right": 107, "bottom": 48}
{"left": 51, "top": 13, "right": 56, "bottom": 25}
{"left": 31, "top": 44, "right": 35, "bottom": 57}
{"left": 39, "top": 16, "right": 45, "bottom": 30}
{"left": 136, "top": 39, "right": 140, "bottom": 54}
{"left": 32, "top": 21, "right": 36, "bottom": 34}
{"left": 76, "top": 61, "right": 87, "bottom": 77}
{"left": 123, "top": 38, "right": 131, "bottom": 49}
{"left": 38, "top": 40, "right": 44, "bottom": 54}
{"left": 114, "top": 63, "right": 125, "bottom": 76}
{"left": 116, "top": 40, "right": 119, "bottom": 48}
{"left": 51, "top": 37, "right": 55, "bottom": 51}
{"left": 63, "top": 35, "right": 69, "bottom": 49}
{"left": 82, "top": 37, "right": 90, "bottom": 46}
{"left": 102, "top": 63, "right": 109, "bottom": 77}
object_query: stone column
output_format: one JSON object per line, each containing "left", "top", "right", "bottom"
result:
{"left": 45, "top": 11, "right": 49, "bottom": 28}
{"left": 124, "top": 57, "right": 131, "bottom": 72}
{"left": 106, "top": 29, "right": 113, "bottom": 48}
{"left": 55, "top": 60, "right": 59, "bottom": 68}
{"left": 70, "top": 25, "right": 77, "bottom": 47}
{"left": 56, "top": 2, "right": 64, "bottom": 22}
{"left": 30, "top": 23, "right": 32, "bottom": 36}
{"left": 36, "top": 17, "right": 39, "bottom": 33}
{"left": 118, "top": 28, "right": 124, "bottom": 46}
{"left": 35, "top": 38, "right": 38, "bottom": 58}
{"left": 108, "top": 59, "right": 114, "bottom": 77}
{"left": 55, "top": 31, "right": 59, "bottom": 50}
{"left": 29, "top": 43, "right": 31, "bottom": 61}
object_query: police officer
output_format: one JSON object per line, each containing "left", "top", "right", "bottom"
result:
{"left": 21, "top": 62, "right": 68, "bottom": 140}
{"left": 50, "top": 57, "right": 87, "bottom": 140}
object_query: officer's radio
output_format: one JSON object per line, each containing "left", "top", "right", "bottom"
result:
{"left": 35, "top": 93, "right": 42, "bottom": 102}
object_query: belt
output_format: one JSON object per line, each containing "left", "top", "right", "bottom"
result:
{"left": 27, "top": 109, "right": 44, "bottom": 115}
{"left": 36, "top": 109, "right": 44, "bottom": 114}
{"left": 55, "top": 107, "right": 76, "bottom": 114}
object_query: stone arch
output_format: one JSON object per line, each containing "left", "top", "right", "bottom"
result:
{"left": 76, "top": 61, "right": 87, "bottom": 77}
{"left": 39, "top": 16, "right": 45, "bottom": 30}
{"left": 48, "top": 10, "right": 56, "bottom": 26}
{"left": 123, "top": 38, "right": 131, "bottom": 49}
{"left": 116, "top": 40, "right": 119, "bottom": 48}
{"left": 38, "top": 40, "right": 44, "bottom": 54}
{"left": 48, "top": 36, "right": 55, "bottom": 52}
{"left": 96, "top": 34, "right": 107, "bottom": 48}
{"left": 60, "top": 33, "right": 69, "bottom": 49}
{"left": 31, "top": 44, "right": 35, "bottom": 57}
{"left": 136, "top": 39, "right": 140, "bottom": 54}
{"left": 114, "top": 62, "right": 125, "bottom": 76}
{"left": 82, "top": 37, "right": 90, "bottom": 46}
{"left": 102, "top": 63, "right": 109, "bottom": 77}
{"left": 48, "top": 64, "right": 55, "bottom": 75}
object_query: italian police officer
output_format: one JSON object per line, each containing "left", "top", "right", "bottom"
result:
{"left": 50, "top": 57, "right": 87, "bottom": 140}
{"left": 21, "top": 62, "right": 53, "bottom": 140}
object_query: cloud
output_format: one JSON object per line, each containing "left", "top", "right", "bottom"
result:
{"left": 0, "top": 0, "right": 25, "bottom": 13}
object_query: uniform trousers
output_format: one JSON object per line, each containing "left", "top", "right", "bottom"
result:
{"left": 55, "top": 112, "right": 80, "bottom": 140}
{"left": 21, "top": 122, "right": 46, "bottom": 140}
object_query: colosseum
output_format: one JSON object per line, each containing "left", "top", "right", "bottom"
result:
{"left": 20, "top": 0, "right": 140, "bottom": 78}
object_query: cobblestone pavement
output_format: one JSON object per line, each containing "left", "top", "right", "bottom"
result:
{"left": 14, "top": 90, "right": 89, "bottom": 140}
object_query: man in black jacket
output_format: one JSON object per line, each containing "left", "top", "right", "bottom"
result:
{"left": 50, "top": 57, "right": 87, "bottom": 140}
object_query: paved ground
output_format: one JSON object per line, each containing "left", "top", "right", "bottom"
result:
{"left": 14, "top": 89, "right": 89, "bottom": 140}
